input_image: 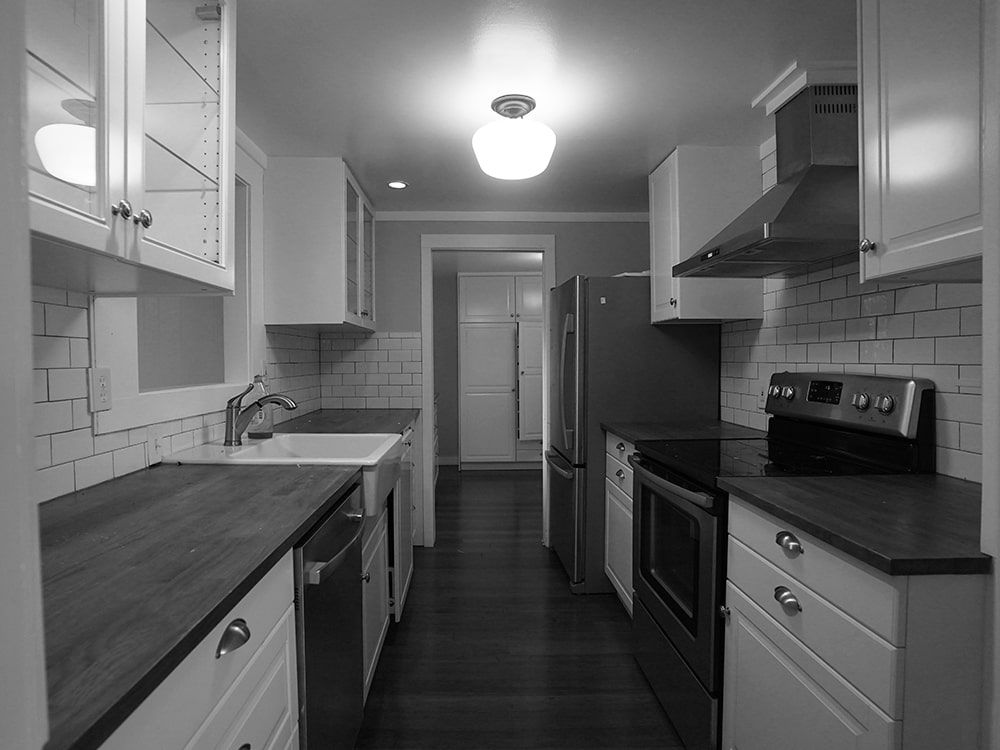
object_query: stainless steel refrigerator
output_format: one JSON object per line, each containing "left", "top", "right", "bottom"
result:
{"left": 545, "top": 275, "right": 720, "bottom": 593}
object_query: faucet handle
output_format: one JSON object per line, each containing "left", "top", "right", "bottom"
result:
{"left": 226, "top": 382, "right": 255, "bottom": 408}
{"left": 253, "top": 374, "right": 270, "bottom": 397}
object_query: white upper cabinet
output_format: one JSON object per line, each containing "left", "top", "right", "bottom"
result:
{"left": 649, "top": 146, "right": 764, "bottom": 322}
{"left": 457, "top": 273, "right": 542, "bottom": 323}
{"left": 264, "top": 157, "right": 376, "bottom": 331}
{"left": 27, "top": 0, "right": 236, "bottom": 294}
{"left": 858, "top": 0, "right": 985, "bottom": 282}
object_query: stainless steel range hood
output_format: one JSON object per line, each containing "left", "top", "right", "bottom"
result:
{"left": 673, "top": 85, "right": 859, "bottom": 279}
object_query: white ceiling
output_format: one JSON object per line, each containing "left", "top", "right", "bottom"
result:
{"left": 236, "top": 1, "right": 856, "bottom": 214}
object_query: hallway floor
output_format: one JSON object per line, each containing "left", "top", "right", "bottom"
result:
{"left": 355, "top": 467, "right": 683, "bottom": 749}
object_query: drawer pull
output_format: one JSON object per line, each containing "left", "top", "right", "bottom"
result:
{"left": 361, "top": 572, "right": 371, "bottom": 583}
{"left": 215, "top": 618, "right": 251, "bottom": 659}
{"left": 615, "top": 469, "right": 626, "bottom": 480}
{"left": 774, "top": 586, "right": 803, "bottom": 613}
{"left": 616, "top": 442, "right": 626, "bottom": 452}
{"left": 775, "top": 531, "right": 804, "bottom": 557}
{"left": 238, "top": 745, "right": 251, "bottom": 750}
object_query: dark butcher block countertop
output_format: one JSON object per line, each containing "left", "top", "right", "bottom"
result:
{"left": 40, "top": 463, "right": 362, "bottom": 750}
{"left": 719, "top": 474, "right": 991, "bottom": 576}
{"left": 601, "top": 420, "right": 766, "bottom": 443}
{"left": 277, "top": 408, "right": 419, "bottom": 435}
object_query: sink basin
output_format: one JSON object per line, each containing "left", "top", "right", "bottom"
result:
{"left": 164, "top": 433, "right": 403, "bottom": 515}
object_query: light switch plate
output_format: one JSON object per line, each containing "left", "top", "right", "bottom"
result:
{"left": 89, "top": 367, "right": 112, "bottom": 412}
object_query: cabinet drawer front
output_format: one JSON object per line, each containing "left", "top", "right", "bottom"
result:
{"left": 187, "top": 606, "right": 297, "bottom": 750}
{"left": 605, "top": 433, "right": 635, "bottom": 465}
{"left": 605, "top": 453, "right": 633, "bottom": 497}
{"left": 101, "top": 553, "right": 295, "bottom": 749}
{"left": 723, "top": 582, "right": 900, "bottom": 750}
{"left": 729, "top": 538, "right": 902, "bottom": 716}
{"left": 729, "top": 499, "right": 906, "bottom": 644}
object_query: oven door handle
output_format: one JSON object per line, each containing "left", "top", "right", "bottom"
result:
{"left": 545, "top": 450, "right": 576, "bottom": 480}
{"left": 627, "top": 454, "right": 715, "bottom": 510}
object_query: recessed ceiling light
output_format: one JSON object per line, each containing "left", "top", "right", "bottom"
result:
{"left": 388, "top": 181, "right": 408, "bottom": 190}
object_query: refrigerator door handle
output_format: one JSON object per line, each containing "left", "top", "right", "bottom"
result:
{"left": 544, "top": 450, "right": 575, "bottom": 480}
{"left": 559, "top": 312, "right": 575, "bottom": 452}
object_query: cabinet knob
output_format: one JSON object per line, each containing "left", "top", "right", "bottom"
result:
{"left": 774, "top": 586, "right": 803, "bottom": 613}
{"left": 238, "top": 745, "right": 251, "bottom": 750}
{"left": 669, "top": 297, "right": 677, "bottom": 307}
{"left": 616, "top": 442, "right": 626, "bottom": 452}
{"left": 775, "top": 531, "right": 804, "bottom": 556}
{"left": 110, "top": 199, "right": 132, "bottom": 219}
{"left": 133, "top": 208, "right": 153, "bottom": 228}
{"left": 215, "top": 618, "right": 251, "bottom": 659}
{"left": 859, "top": 238, "right": 877, "bottom": 254}
{"left": 718, "top": 605, "right": 731, "bottom": 621}
{"left": 361, "top": 572, "right": 371, "bottom": 583}
{"left": 615, "top": 469, "right": 625, "bottom": 480}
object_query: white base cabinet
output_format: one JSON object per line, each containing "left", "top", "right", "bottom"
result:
{"left": 100, "top": 552, "right": 298, "bottom": 750}
{"left": 858, "top": 0, "right": 986, "bottom": 282}
{"left": 603, "top": 432, "right": 634, "bottom": 614}
{"left": 649, "top": 146, "right": 763, "bottom": 322}
{"left": 722, "top": 498, "right": 985, "bottom": 750}
{"left": 362, "top": 507, "right": 390, "bottom": 702}
{"left": 392, "top": 430, "right": 415, "bottom": 621}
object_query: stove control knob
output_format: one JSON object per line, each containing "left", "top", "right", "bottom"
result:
{"left": 852, "top": 392, "right": 871, "bottom": 412}
{"left": 877, "top": 395, "right": 895, "bottom": 415}
{"left": 781, "top": 386, "right": 795, "bottom": 401}
{"left": 768, "top": 385, "right": 782, "bottom": 399}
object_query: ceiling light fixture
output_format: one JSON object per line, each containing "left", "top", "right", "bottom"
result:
{"left": 387, "top": 181, "right": 408, "bottom": 190}
{"left": 472, "top": 94, "right": 556, "bottom": 180}
{"left": 34, "top": 99, "right": 98, "bottom": 187}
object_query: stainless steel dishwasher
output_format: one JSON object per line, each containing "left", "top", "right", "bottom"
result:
{"left": 294, "top": 483, "right": 365, "bottom": 749}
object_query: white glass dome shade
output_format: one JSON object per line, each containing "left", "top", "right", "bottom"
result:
{"left": 472, "top": 95, "right": 556, "bottom": 180}
{"left": 34, "top": 123, "right": 97, "bottom": 187}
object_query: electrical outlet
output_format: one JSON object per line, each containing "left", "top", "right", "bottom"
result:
{"left": 89, "top": 367, "right": 112, "bottom": 412}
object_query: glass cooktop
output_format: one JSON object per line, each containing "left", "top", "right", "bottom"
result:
{"left": 634, "top": 437, "right": 894, "bottom": 489}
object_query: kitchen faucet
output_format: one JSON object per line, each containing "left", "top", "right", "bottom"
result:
{"left": 224, "top": 380, "right": 298, "bottom": 446}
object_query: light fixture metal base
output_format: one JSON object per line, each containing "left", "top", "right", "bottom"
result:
{"left": 491, "top": 94, "right": 536, "bottom": 119}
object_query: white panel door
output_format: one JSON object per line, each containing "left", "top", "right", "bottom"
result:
{"left": 457, "top": 274, "right": 515, "bottom": 323}
{"left": 517, "top": 321, "right": 543, "bottom": 441}
{"left": 459, "top": 323, "right": 516, "bottom": 461}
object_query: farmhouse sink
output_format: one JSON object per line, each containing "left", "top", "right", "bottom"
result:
{"left": 164, "top": 433, "right": 403, "bottom": 515}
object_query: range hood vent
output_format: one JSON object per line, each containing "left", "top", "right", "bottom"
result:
{"left": 673, "top": 85, "right": 859, "bottom": 279}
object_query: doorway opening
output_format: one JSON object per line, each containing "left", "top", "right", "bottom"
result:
{"left": 419, "top": 235, "right": 556, "bottom": 548}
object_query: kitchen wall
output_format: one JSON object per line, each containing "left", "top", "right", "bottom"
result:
{"left": 374, "top": 219, "right": 650, "bottom": 330}
{"left": 319, "top": 331, "right": 422, "bottom": 409}
{"left": 32, "top": 285, "right": 322, "bottom": 502}
{"left": 719, "top": 261, "right": 983, "bottom": 481}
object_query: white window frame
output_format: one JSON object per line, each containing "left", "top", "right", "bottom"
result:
{"left": 92, "top": 132, "right": 267, "bottom": 434}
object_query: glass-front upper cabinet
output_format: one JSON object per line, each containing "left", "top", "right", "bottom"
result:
{"left": 26, "top": 0, "right": 236, "bottom": 295}
{"left": 345, "top": 179, "right": 360, "bottom": 319}
{"left": 362, "top": 203, "right": 374, "bottom": 323}
{"left": 26, "top": 0, "right": 118, "bottom": 254}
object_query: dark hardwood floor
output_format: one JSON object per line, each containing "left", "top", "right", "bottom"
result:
{"left": 356, "top": 467, "right": 683, "bottom": 749}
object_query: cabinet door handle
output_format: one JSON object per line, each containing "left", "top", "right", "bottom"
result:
{"left": 361, "top": 571, "right": 371, "bottom": 583}
{"left": 110, "top": 199, "right": 132, "bottom": 219}
{"left": 859, "top": 238, "right": 877, "bottom": 254}
{"left": 775, "top": 531, "right": 804, "bottom": 556}
{"left": 133, "top": 208, "right": 153, "bottom": 228}
{"left": 215, "top": 618, "right": 251, "bottom": 659}
{"left": 615, "top": 469, "right": 625, "bottom": 480}
{"left": 238, "top": 744, "right": 251, "bottom": 750}
{"left": 774, "top": 586, "right": 802, "bottom": 613}
{"left": 669, "top": 297, "right": 677, "bottom": 307}
{"left": 616, "top": 442, "right": 626, "bottom": 452}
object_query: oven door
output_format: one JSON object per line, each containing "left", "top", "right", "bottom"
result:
{"left": 630, "top": 453, "right": 723, "bottom": 694}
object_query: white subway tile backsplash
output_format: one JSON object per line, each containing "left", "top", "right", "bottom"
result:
{"left": 914, "top": 309, "right": 960, "bottom": 338}
{"left": 75, "top": 453, "right": 114, "bottom": 489}
{"left": 44, "top": 304, "right": 88, "bottom": 338}
{"left": 48, "top": 368, "right": 88, "bottom": 400}
{"left": 51, "top": 428, "right": 94, "bottom": 464}
{"left": 34, "top": 336, "right": 71, "bottom": 368}
{"left": 876, "top": 313, "right": 914, "bottom": 339}
{"left": 937, "top": 283, "right": 982, "bottom": 308}
{"left": 894, "top": 285, "right": 937, "bottom": 313}
{"left": 35, "top": 463, "right": 75, "bottom": 502}
{"left": 35, "top": 401, "right": 74, "bottom": 435}
{"left": 112, "top": 444, "right": 147, "bottom": 477}
{"left": 960, "top": 307, "right": 982, "bottom": 336}
{"left": 935, "top": 336, "right": 981, "bottom": 365}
